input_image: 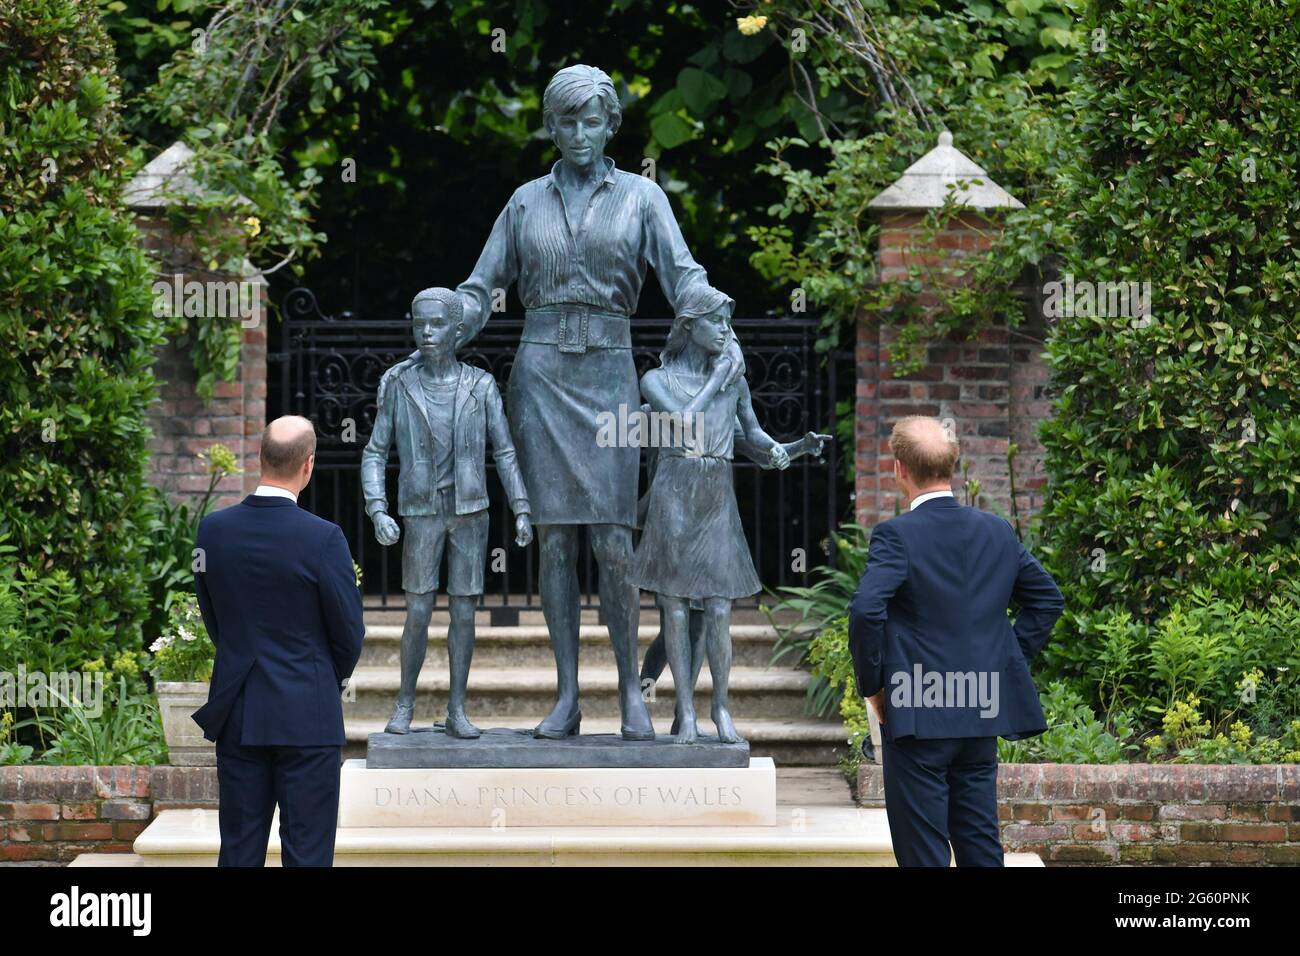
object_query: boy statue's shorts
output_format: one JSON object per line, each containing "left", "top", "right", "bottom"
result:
{"left": 401, "top": 488, "right": 489, "bottom": 596}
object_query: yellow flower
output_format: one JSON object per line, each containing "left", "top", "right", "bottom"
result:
{"left": 243, "top": 216, "right": 262, "bottom": 238}
{"left": 736, "top": 15, "right": 768, "bottom": 35}
{"left": 199, "top": 443, "right": 242, "bottom": 477}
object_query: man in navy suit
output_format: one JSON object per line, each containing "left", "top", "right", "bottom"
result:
{"left": 848, "top": 417, "right": 1063, "bottom": 867}
{"left": 192, "top": 416, "right": 366, "bottom": 867}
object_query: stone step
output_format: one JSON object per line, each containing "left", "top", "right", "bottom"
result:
{"left": 342, "top": 665, "right": 814, "bottom": 721}
{"left": 342, "top": 716, "right": 846, "bottom": 767}
{"left": 115, "top": 808, "right": 1045, "bottom": 866}
{"left": 72, "top": 847, "right": 1045, "bottom": 867}
{"left": 356, "top": 623, "right": 792, "bottom": 669}
{"left": 128, "top": 806, "right": 892, "bottom": 865}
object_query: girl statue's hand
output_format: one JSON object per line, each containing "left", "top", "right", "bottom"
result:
{"left": 709, "top": 351, "right": 737, "bottom": 384}
{"left": 721, "top": 333, "right": 746, "bottom": 387}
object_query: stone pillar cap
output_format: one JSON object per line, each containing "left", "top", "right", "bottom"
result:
{"left": 124, "top": 141, "right": 251, "bottom": 210}
{"left": 868, "top": 130, "right": 1023, "bottom": 213}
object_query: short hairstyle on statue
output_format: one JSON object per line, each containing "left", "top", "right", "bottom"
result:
{"left": 411, "top": 287, "right": 463, "bottom": 326}
{"left": 543, "top": 64, "right": 622, "bottom": 136}
{"left": 889, "top": 416, "right": 959, "bottom": 486}
{"left": 260, "top": 416, "right": 317, "bottom": 479}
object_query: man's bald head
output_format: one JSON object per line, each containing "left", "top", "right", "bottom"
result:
{"left": 889, "top": 416, "right": 959, "bottom": 487}
{"left": 260, "top": 415, "right": 317, "bottom": 481}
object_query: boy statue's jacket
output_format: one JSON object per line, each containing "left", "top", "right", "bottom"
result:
{"left": 362, "top": 362, "right": 530, "bottom": 517}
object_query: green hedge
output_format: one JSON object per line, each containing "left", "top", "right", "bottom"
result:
{"left": 0, "top": 0, "right": 164, "bottom": 672}
{"left": 1038, "top": 0, "right": 1300, "bottom": 699}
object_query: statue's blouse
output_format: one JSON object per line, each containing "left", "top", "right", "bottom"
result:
{"left": 455, "top": 157, "right": 710, "bottom": 334}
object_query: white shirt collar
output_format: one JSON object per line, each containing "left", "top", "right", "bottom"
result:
{"left": 910, "top": 489, "right": 954, "bottom": 511}
{"left": 253, "top": 484, "right": 298, "bottom": 503}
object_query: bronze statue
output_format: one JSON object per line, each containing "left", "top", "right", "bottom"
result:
{"left": 629, "top": 286, "right": 829, "bottom": 743}
{"left": 362, "top": 288, "right": 532, "bottom": 738}
{"left": 380, "top": 65, "right": 743, "bottom": 741}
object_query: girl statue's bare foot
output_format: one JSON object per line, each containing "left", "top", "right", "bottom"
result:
{"left": 674, "top": 710, "right": 698, "bottom": 744}
{"left": 668, "top": 715, "right": 704, "bottom": 737}
{"left": 712, "top": 704, "right": 742, "bottom": 744}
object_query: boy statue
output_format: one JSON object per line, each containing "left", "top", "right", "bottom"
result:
{"left": 362, "top": 287, "right": 532, "bottom": 738}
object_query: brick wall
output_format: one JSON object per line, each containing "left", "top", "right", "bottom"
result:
{"left": 855, "top": 212, "right": 1050, "bottom": 528}
{"left": 136, "top": 212, "right": 267, "bottom": 510}
{"left": 0, "top": 766, "right": 218, "bottom": 864}
{"left": 858, "top": 762, "right": 1300, "bottom": 866}
{"left": 146, "top": 329, "right": 266, "bottom": 509}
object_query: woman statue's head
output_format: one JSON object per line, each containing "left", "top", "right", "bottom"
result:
{"left": 662, "top": 285, "right": 737, "bottom": 366}
{"left": 543, "top": 65, "right": 622, "bottom": 172}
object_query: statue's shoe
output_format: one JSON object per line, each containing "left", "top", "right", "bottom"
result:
{"left": 619, "top": 689, "right": 655, "bottom": 741}
{"left": 385, "top": 700, "right": 414, "bottom": 735}
{"left": 533, "top": 708, "right": 581, "bottom": 739}
{"left": 444, "top": 713, "right": 481, "bottom": 739}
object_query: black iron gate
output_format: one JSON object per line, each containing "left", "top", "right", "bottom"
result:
{"left": 268, "top": 287, "right": 854, "bottom": 618}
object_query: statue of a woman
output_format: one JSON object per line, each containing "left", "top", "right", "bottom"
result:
{"left": 384, "top": 64, "right": 740, "bottom": 740}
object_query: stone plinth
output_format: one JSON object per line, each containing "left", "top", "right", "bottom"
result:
{"left": 339, "top": 757, "right": 776, "bottom": 827}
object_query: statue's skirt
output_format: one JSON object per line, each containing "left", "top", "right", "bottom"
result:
{"left": 628, "top": 454, "right": 762, "bottom": 601}
{"left": 506, "top": 340, "right": 640, "bottom": 527}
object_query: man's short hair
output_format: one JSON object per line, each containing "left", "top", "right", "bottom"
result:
{"left": 411, "top": 287, "right": 463, "bottom": 325}
{"left": 889, "top": 416, "right": 959, "bottom": 485}
{"left": 260, "top": 417, "right": 316, "bottom": 478}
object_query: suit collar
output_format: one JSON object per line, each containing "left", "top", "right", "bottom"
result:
{"left": 241, "top": 494, "right": 298, "bottom": 508}
{"left": 910, "top": 490, "right": 958, "bottom": 511}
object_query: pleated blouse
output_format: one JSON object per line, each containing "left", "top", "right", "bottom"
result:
{"left": 455, "top": 157, "right": 711, "bottom": 337}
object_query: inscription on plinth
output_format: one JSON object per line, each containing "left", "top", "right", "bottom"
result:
{"left": 337, "top": 757, "right": 777, "bottom": 827}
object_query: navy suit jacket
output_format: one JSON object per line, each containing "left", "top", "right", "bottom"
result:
{"left": 847, "top": 495, "right": 1064, "bottom": 742}
{"left": 191, "top": 495, "right": 366, "bottom": 747}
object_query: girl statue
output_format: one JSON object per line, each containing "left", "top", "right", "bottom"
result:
{"left": 629, "top": 286, "right": 824, "bottom": 744}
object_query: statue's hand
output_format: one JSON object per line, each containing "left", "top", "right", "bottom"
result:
{"left": 769, "top": 444, "right": 791, "bottom": 470}
{"left": 803, "top": 432, "right": 834, "bottom": 461}
{"left": 514, "top": 513, "right": 533, "bottom": 547}
{"left": 372, "top": 511, "right": 401, "bottom": 546}
{"left": 722, "top": 333, "right": 745, "bottom": 387}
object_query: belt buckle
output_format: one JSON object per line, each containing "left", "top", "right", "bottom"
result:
{"left": 557, "top": 308, "right": 588, "bottom": 354}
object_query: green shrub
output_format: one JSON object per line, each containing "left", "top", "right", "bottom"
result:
{"left": 999, "top": 682, "right": 1137, "bottom": 764}
{"left": 1037, "top": 0, "right": 1300, "bottom": 692}
{"left": 1145, "top": 690, "right": 1300, "bottom": 765}
{"left": 24, "top": 673, "right": 166, "bottom": 766}
{"left": 0, "top": 0, "right": 165, "bottom": 672}
{"left": 804, "top": 616, "right": 870, "bottom": 776}
{"left": 766, "top": 523, "right": 871, "bottom": 718}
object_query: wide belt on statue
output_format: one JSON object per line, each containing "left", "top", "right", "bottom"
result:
{"left": 522, "top": 306, "right": 631, "bottom": 353}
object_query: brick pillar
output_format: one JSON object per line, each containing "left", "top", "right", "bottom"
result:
{"left": 134, "top": 215, "right": 266, "bottom": 511}
{"left": 854, "top": 213, "right": 1051, "bottom": 527}
{"left": 854, "top": 131, "right": 1051, "bottom": 529}
{"left": 125, "top": 142, "right": 268, "bottom": 510}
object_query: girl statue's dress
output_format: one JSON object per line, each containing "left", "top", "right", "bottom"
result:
{"left": 628, "top": 368, "right": 762, "bottom": 602}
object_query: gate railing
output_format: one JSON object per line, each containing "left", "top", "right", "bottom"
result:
{"left": 268, "top": 287, "right": 854, "bottom": 620}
